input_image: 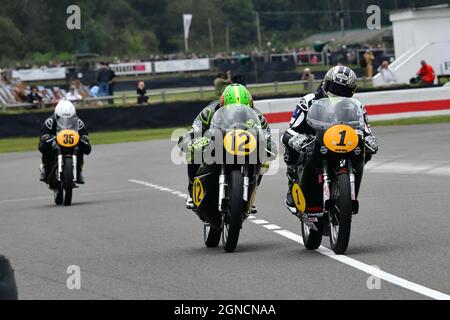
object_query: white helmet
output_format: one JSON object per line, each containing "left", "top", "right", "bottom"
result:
{"left": 55, "top": 100, "right": 76, "bottom": 120}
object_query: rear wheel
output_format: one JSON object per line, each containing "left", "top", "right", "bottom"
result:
{"left": 329, "top": 174, "right": 352, "bottom": 254}
{"left": 204, "top": 224, "right": 222, "bottom": 248}
{"left": 222, "top": 170, "right": 244, "bottom": 253}
{"left": 63, "top": 158, "right": 74, "bottom": 206}
{"left": 301, "top": 218, "right": 324, "bottom": 250}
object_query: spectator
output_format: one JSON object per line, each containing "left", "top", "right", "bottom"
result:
{"left": 107, "top": 63, "right": 116, "bottom": 104}
{"left": 378, "top": 60, "right": 397, "bottom": 85}
{"left": 137, "top": 81, "right": 149, "bottom": 104}
{"left": 89, "top": 84, "right": 100, "bottom": 97}
{"left": 65, "top": 85, "right": 82, "bottom": 101}
{"left": 97, "top": 62, "right": 110, "bottom": 97}
{"left": 417, "top": 60, "right": 436, "bottom": 85}
{"left": 27, "top": 86, "right": 42, "bottom": 109}
{"left": 301, "top": 68, "right": 315, "bottom": 92}
{"left": 363, "top": 49, "right": 375, "bottom": 79}
{"left": 51, "top": 89, "right": 63, "bottom": 104}
{"left": 214, "top": 71, "right": 232, "bottom": 97}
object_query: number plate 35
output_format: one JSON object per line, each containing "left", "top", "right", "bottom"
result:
{"left": 323, "top": 125, "right": 359, "bottom": 153}
{"left": 224, "top": 130, "right": 257, "bottom": 156}
{"left": 56, "top": 130, "right": 80, "bottom": 148}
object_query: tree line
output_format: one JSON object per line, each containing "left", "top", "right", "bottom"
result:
{"left": 0, "top": 0, "right": 444, "bottom": 66}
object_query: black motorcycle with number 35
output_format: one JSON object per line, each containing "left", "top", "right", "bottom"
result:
{"left": 290, "top": 98, "right": 368, "bottom": 254}
{"left": 46, "top": 117, "right": 82, "bottom": 206}
{"left": 190, "top": 104, "right": 274, "bottom": 253}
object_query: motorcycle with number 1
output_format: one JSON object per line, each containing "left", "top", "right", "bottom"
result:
{"left": 289, "top": 98, "right": 368, "bottom": 254}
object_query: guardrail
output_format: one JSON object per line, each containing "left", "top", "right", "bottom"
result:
{"left": 0, "top": 78, "right": 372, "bottom": 111}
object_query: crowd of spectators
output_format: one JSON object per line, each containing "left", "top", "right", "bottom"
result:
{"left": 0, "top": 75, "right": 94, "bottom": 108}
{"left": 0, "top": 62, "right": 119, "bottom": 108}
{"left": 2, "top": 43, "right": 437, "bottom": 108}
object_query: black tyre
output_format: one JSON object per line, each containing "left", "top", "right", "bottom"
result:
{"left": 63, "top": 157, "right": 74, "bottom": 206}
{"left": 204, "top": 224, "right": 222, "bottom": 248}
{"left": 223, "top": 170, "right": 244, "bottom": 253}
{"left": 301, "top": 218, "right": 324, "bottom": 250}
{"left": 329, "top": 174, "right": 352, "bottom": 254}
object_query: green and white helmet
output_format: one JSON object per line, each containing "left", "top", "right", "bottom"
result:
{"left": 220, "top": 84, "right": 254, "bottom": 108}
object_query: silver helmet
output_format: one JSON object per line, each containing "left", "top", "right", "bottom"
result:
{"left": 323, "top": 66, "right": 357, "bottom": 98}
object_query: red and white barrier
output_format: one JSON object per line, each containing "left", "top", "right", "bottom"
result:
{"left": 255, "top": 87, "right": 450, "bottom": 124}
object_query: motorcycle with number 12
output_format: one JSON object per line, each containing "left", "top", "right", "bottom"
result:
{"left": 190, "top": 104, "right": 274, "bottom": 253}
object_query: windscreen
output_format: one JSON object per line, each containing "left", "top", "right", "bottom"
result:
{"left": 56, "top": 116, "right": 80, "bottom": 131}
{"left": 307, "top": 98, "right": 365, "bottom": 130}
{"left": 210, "top": 104, "right": 262, "bottom": 131}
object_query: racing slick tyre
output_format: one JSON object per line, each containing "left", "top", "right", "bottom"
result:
{"left": 223, "top": 170, "right": 244, "bottom": 253}
{"left": 63, "top": 157, "right": 74, "bottom": 206}
{"left": 329, "top": 174, "right": 352, "bottom": 254}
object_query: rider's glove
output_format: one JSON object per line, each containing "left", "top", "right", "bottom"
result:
{"left": 178, "top": 132, "right": 194, "bottom": 153}
{"left": 80, "top": 135, "right": 90, "bottom": 145}
{"left": 365, "top": 135, "right": 379, "bottom": 154}
{"left": 288, "top": 134, "right": 313, "bottom": 154}
{"left": 188, "top": 137, "right": 211, "bottom": 153}
{"left": 41, "top": 134, "right": 52, "bottom": 142}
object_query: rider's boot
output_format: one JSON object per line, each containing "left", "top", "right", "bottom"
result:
{"left": 76, "top": 154, "right": 85, "bottom": 184}
{"left": 285, "top": 165, "right": 301, "bottom": 215}
{"left": 39, "top": 163, "right": 48, "bottom": 182}
{"left": 185, "top": 180, "right": 195, "bottom": 210}
{"left": 76, "top": 168, "right": 85, "bottom": 184}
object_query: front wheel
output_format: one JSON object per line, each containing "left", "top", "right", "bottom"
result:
{"left": 329, "top": 174, "right": 352, "bottom": 254}
{"left": 63, "top": 157, "right": 74, "bottom": 206}
{"left": 222, "top": 170, "right": 244, "bottom": 253}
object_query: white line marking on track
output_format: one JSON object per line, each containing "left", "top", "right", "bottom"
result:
{"left": 251, "top": 219, "right": 269, "bottom": 225}
{"left": 263, "top": 224, "right": 282, "bottom": 230}
{"left": 129, "top": 178, "right": 450, "bottom": 300}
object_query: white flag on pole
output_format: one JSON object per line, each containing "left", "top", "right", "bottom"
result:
{"left": 183, "top": 14, "right": 193, "bottom": 40}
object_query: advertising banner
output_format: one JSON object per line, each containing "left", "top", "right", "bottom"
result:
{"left": 154, "top": 59, "right": 210, "bottom": 73}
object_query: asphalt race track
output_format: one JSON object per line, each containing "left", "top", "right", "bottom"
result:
{"left": 0, "top": 124, "right": 449, "bottom": 300}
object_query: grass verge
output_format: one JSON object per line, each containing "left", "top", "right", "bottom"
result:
{"left": 0, "top": 127, "right": 185, "bottom": 154}
{"left": 1, "top": 115, "right": 450, "bottom": 154}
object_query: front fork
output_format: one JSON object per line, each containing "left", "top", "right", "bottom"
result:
{"left": 322, "top": 160, "right": 357, "bottom": 213}
{"left": 218, "top": 166, "right": 250, "bottom": 213}
{"left": 57, "top": 150, "right": 77, "bottom": 183}
{"left": 218, "top": 166, "right": 227, "bottom": 212}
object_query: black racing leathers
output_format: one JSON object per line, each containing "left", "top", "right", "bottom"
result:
{"left": 39, "top": 115, "right": 92, "bottom": 177}
{"left": 282, "top": 88, "right": 378, "bottom": 207}
{"left": 178, "top": 100, "right": 274, "bottom": 194}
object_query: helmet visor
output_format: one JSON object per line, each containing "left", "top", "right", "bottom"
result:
{"left": 324, "top": 81, "right": 355, "bottom": 98}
